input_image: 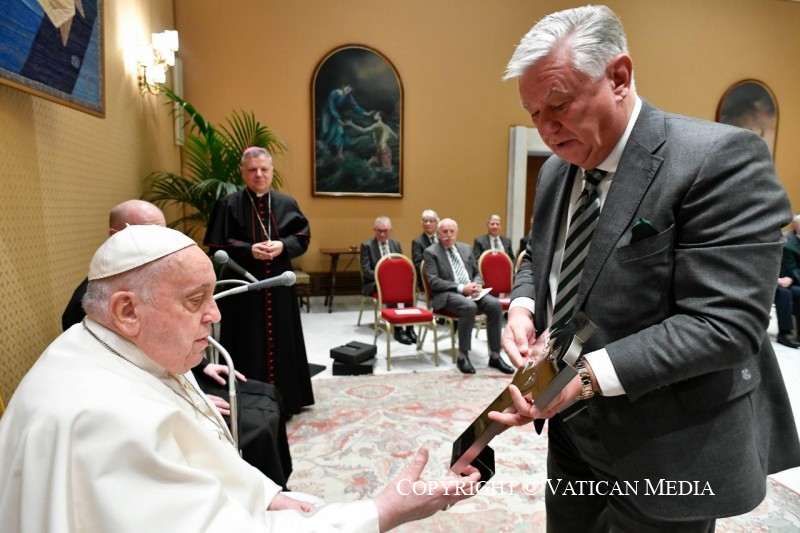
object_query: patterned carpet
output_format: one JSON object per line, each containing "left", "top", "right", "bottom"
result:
{"left": 287, "top": 371, "right": 800, "bottom": 532}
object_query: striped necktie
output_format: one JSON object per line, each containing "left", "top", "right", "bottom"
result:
{"left": 448, "top": 247, "right": 470, "bottom": 284}
{"left": 551, "top": 169, "right": 606, "bottom": 330}
{"left": 492, "top": 237, "right": 500, "bottom": 251}
{"left": 381, "top": 242, "right": 390, "bottom": 257}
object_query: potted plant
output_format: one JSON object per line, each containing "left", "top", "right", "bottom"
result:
{"left": 143, "top": 84, "right": 287, "bottom": 238}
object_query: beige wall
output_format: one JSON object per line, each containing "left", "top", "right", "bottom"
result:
{"left": 1, "top": 0, "right": 798, "bottom": 399}
{"left": 0, "top": 0, "right": 179, "bottom": 400}
{"left": 175, "top": 0, "right": 800, "bottom": 273}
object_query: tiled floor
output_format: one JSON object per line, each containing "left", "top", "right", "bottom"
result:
{"left": 300, "top": 295, "right": 800, "bottom": 495}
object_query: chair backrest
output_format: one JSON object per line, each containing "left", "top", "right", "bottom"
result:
{"left": 419, "top": 259, "right": 433, "bottom": 309}
{"left": 478, "top": 249, "right": 513, "bottom": 295}
{"left": 515, "top": 250, "right": 527, "bottom": 274}
{"left": 375, "top": 253, "right": 417, "bottom": 306}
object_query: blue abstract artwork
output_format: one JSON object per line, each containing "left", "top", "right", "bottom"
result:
{"left": 0, "top": 0, "right": 104, "bottom": 117}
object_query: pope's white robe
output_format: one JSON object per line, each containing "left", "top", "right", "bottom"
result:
{"left": 0, "top": 319, "right": 378, "bottom": 532}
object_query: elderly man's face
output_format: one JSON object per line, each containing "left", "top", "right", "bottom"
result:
{"left": 421, "top": 216, "right": 438, "bottom": 235}
{"left": 241, "top": 154, "right": 274, "bottom": 195}
{"left": 518, "top": 47, "right": 631, "bottom": 170}
{"left": 135, "top": 246, "right": 221, "bottom": 374}
{"left": 487, "top": 218, "right": 501, "bottom": 237}
{"left": 374, "top": 222, "right": 392, "bottom": 244}
{"left": 437, "top": 221, "right": 458, "bottom": 248}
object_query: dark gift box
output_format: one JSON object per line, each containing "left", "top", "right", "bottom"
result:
{"left": 330, "top": 341, "right": 377, "bottom": 365}
{"left": 332, "top": 358, "right": 376, "bottom": 376}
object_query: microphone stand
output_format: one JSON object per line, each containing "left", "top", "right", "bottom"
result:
{"left": 207, "top": 274, "right": 294, "bottom": 454}
{"left": 206, "top": 279, "right": 249, "bottom": 453}
{"left": 206, "top": 336, "right": 239, "bottom": 452}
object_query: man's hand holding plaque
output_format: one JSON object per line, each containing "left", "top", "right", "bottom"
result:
{"left": 449, "top": 312, "right": 598, "bottom": 483}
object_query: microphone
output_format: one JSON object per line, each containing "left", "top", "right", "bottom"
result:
{"left": 213, "top": 250, "right": 258, "bottom": 283}
{"left": 214, "top": 271, "right": 296, "bottom": 300}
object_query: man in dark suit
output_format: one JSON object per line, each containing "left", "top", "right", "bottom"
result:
{"left": 411, "top": 209, "right": 439, "bottom": 285}
{"left": 472, "top": 214, "right": 515, "bottom": 264}
{"left": 492, "top": 6, "right": 800, "bottom": 531}
{"left": 781, "top": 215, "right": 800, "bottom": 286}
{"left": 776, "top": 215, "right": 800, "bottom": 347}
{"left": 423, "top": 218, "right": 514, "bottom": 375}
{"left": 360, "top": 215, "right": 415, "bottom": 344}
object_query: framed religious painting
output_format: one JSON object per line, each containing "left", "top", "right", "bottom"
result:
{"left": 0, "top": 0, "right": 105, "bottom": 117}
{"left": 312, "top": 44, "right": 403, "bottom": 197}
{"left": 716, "top": 79, "right": 777, "bottom": 158}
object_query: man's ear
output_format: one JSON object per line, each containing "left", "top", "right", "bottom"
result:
{"left": 608, "top": 54, "right": 633, "bottom": 97}
{"left": 108, "top": 291, "right": 141, "bottom": 337}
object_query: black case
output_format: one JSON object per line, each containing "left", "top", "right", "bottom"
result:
{"left": 330, "top": 341, "right": 377, "bottom": 365}
{"left": 332, "top": 358, "right": 376, "bottom": 376}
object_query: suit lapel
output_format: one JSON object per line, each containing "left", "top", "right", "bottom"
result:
{"left": 457, "top": 243, "right": 473, "bottom": 278}
{"left": 577, "top": 101, "right": 666, "bottom": 309}
{"left": 434, "top": 244, "right": 453, "bottom": 281}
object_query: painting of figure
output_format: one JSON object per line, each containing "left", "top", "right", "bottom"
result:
{"left": 717, "top": 79, "right": 777, "bottom": 158}
{"left": 312, "top": 45, "right": 402, "bottom": 197}
{"left": 0, "top": 0, "right": 104, "bottom": 117}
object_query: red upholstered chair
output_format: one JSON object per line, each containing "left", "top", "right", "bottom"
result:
{"left": 374, "top": 253, "right": 439, "bottom": 370}
{"left": 478, "top": 249, "right": 513, "bottom": 311}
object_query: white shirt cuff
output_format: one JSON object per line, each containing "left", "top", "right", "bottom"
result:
{"left": 584, "top": 349, "right": 625, "bottom": 396}
{"left": 509, "top": 296, "right": 535, "bottom": 314}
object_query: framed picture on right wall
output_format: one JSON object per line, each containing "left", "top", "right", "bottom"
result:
{"left": 716, "top": 79, "right": 777, "bottom": 158}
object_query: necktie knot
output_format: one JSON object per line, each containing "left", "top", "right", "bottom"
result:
{"left": 584, "top": 169, "right": 606, "bottom": 190}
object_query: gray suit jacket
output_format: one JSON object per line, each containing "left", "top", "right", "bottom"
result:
{"left": 473, "top": 234, "right": 514, "bottom": 263}
{"left": 512, "top": 100, "right": 800, "bottom": 519}
{"left": 360, "top": 238, "right": 402, "bottom": 295}
{"left": 423, "top": 242, "right": 482, "bottom": 310}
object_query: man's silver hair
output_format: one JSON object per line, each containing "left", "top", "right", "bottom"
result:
{"left": 83, "top": 257, "right": 173, "bottom": 323}
{"left": 438, "top": 218, "right": 458, "bottom": 231}
{"left": 488, "top": 214, "right": 502, "bottom": 223}
{"left": 504, "top": 5, "right": 630, "bottom": 83}
{"left": 374, "top": 215, "right": 392, "bottom": 228}
{"left": 421, "top": 209, "right": 439, "bottom": 221}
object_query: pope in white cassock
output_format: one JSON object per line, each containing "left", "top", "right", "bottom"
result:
{"left": 0, "top": 225, "right": 478, "bottom": 532}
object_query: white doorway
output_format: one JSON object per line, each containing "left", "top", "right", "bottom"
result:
{"left": 506, "top": 126, "right": 552, "bottom": 247}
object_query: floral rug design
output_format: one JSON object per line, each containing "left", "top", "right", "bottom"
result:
{"left": 287, "top": 371, "right": 800, "bottom": 532}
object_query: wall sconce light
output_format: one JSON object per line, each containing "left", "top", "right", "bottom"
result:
{"left": 137, "top": 30, "right": 179, "bottom": 94}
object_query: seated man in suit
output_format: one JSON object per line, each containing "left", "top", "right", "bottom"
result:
{"left": 423, "top": 218, "right": 514, "bottom": 375}
{"left": 360, "top": 215, "right": 416, "bottom": 344}
{"left": 473, "top": 214, "right": 515, "bottom": 264}
{"left": 774, "top": 276, "right": 800, "bottom": 348}
{"left": 777, "top": 216, "right": 800, "bottom": 348}
{"left": 61, "top": 200, "right": 293, "bottom": 489}
{"left": 412, "top": 209, "right": 440, "bottom": 286}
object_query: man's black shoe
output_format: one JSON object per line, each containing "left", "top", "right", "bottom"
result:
{"left": 488, "top": 356, "right": 515, "bottom": 374}
{"left": 457, "top": 357, "right": 476, "bottom": 374}
{"left": 406, "top": 327, "right": 418, "bottom": 344}
{"left": 776, "top": 333, "right": 800, "bottom": 349}
{"left": 394, "top": 329, "right": 413, "bottom": 345}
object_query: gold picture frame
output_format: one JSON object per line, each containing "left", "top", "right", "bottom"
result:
{"left": 716, "top": 79, "right": 777, "bottom": 158}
